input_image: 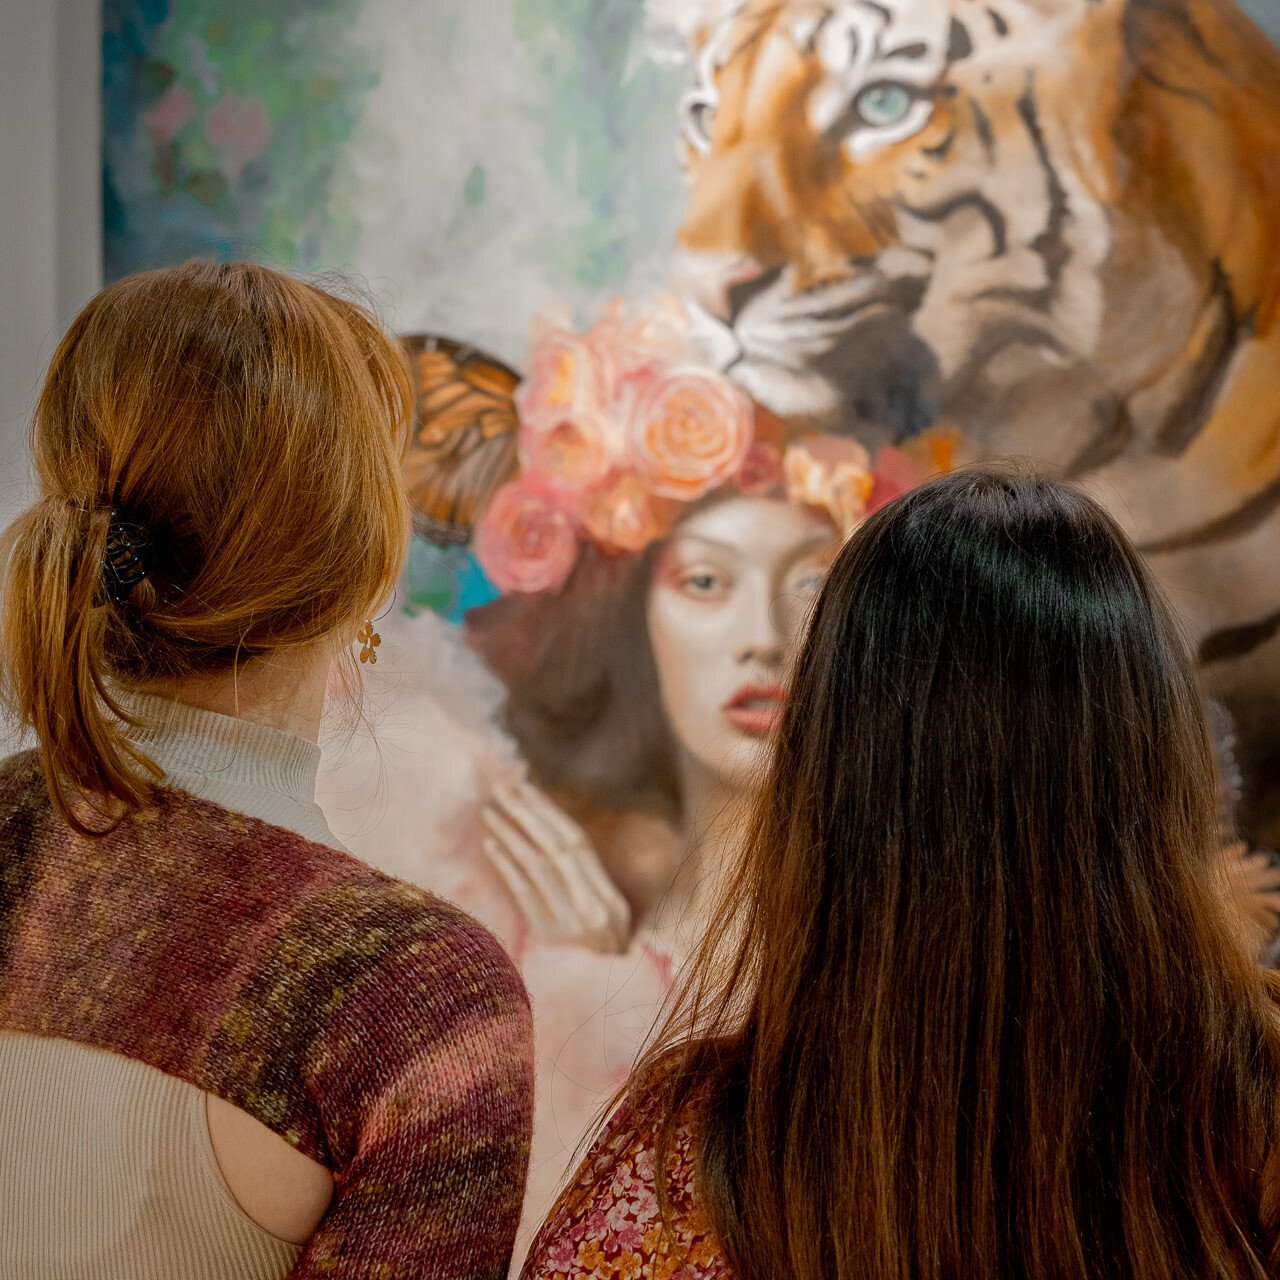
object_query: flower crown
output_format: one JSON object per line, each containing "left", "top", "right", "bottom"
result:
{"left": 475, "top": 298, "right": 920, "bottom": 595}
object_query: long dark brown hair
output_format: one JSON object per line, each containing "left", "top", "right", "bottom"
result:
{"left": 637, "top": 466, "right": 1280, "bottom": 1278}
{"left": 466, "top": 541, "right": 679, "bottom": 820}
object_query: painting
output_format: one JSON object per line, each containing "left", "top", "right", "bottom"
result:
{"left": 103, "top": 0, "right": 1280, "bottom": 1248}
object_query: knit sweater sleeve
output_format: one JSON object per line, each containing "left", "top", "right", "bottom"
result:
{"left": 287, "top": 889, "right": 535, "bottom": 1278}
{"left": 0, "top": 756, "right": 535, "bottom": 1279}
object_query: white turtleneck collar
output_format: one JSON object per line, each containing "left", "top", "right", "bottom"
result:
{"left": 123, "top": 692, "right": 342, "bottom": 851}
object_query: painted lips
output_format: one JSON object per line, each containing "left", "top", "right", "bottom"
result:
{"left": 722, "top": 683, "right": 787, "bottom": 736}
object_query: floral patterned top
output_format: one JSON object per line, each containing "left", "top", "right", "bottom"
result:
{"left": 520, "top": 1088, "right": 734, "bottom": 1280}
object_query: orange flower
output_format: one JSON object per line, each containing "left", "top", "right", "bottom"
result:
{"left": 611, "top": 1253, "right": 644, "bottom": 1280}
{"left": 784, "top": 434, "right": 874, "bottom": 536}
{"left": 626, "top": 366, "right": 754, "bottom": 501}
{"left": 582, "top": 473, "right": 677, "bottom": 553}
{"left": 688, "top": 1238, "right": 720, "bottom": 1267}
{"left": 576, "top": 1241, "right": 608, "bottom": 1274}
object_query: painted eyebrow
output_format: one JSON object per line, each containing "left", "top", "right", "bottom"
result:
{"left": 667, "top": 530, "right": 839, "bottom": 558}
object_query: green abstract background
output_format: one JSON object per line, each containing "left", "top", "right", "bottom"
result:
{"left": 104, "top": 0, "right": 688, "bottom": 361}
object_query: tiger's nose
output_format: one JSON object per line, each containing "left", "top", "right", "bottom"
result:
{"left": 670, "top": 252, "right": 769, "bottom": 325}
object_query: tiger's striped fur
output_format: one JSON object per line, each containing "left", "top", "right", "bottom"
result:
{"left": 659, "top": 0, "right": 1280, "bottom": 841}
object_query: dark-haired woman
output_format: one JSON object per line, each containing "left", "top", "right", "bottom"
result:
{"left": 522, "top": 466, "right": 1280, "bottom": 1280}
{"left": 0, "top": 261, "right": 533, "bottom": 1278}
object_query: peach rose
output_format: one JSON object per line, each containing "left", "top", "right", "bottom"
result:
{"left": 582, "top": 473, "right": 677, "bottom": 553}
{"left": 475, "top": 479, "right": 580, "bottom": 595}
{"left": 626, "top": 366, "right": 754, "bottom": 501}
{"left": 519, "top": 412, "right": 615, "bottom": 494}
{"left": 589, "top": 294, "right": 690, "bottom": 377}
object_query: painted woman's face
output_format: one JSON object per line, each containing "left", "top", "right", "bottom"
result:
{"left": 645, "top": 495, "right": 840, "bottom": 793}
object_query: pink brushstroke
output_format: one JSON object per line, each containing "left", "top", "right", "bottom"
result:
{"left": 143, "top": 84, "right": 196, "bottom": 146}
{"left": 205, "top": 93, "right": 270, "bottom": 179}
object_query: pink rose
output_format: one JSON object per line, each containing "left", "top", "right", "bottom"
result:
{"left": 867, "top": 444, "right": 921, "bottom": 514}
{"left": 517, "top": 324, "right": 628, "bottom": 494}
{"left": 735, "top": 440, "right": 784, "bottom": 495}
{"left": 582, "top": 473, "right": 675, "bottom": 553}
{"left": 475, "top": 479, "right": 580, "bottom": 595}
{"left": 625, "top": 365, "right": 754, "bottom": 501}
{"left": 589, "top": 294, "right": 690, "bottom": 378}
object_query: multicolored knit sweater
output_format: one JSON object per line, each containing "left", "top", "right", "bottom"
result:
{"left": 0, "top": 750, "right": 535, "bottom": 1278}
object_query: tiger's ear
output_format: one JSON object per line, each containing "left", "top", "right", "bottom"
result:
{"left": 399, "top": 335, "right": 521, "bottom": 547}
{"left": 644, "top": 0, "right": 733, "bottom": 60}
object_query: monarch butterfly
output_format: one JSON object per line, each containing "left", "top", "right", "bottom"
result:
{"left": 400, "top": 335, "right": 521, "bottom": 547}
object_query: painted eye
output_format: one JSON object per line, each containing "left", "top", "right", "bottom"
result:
{"left": 683, "top": 96, "right": 718, "bottom": 153}
{"left": 678, "top": 568, "right": 729, "bottom": 598}
{"left": 853, "top": 81, "right": 915, "bottom": 128}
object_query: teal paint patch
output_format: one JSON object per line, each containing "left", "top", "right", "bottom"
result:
{"left": 508, "top": 0, "right": 687, "bottom": 295}
{"left": 405, "top": 541, "right": 499, "bottom": 624}
{"left": 464, "top": 163, "right": 488, "bottom": 208}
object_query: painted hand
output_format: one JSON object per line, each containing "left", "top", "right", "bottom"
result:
{"left": 480, "top": 780, "right": 632, "bottom": 954}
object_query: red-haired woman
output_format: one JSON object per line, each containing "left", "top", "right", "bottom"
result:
{"left": 522, "top": 466, "right": 1280, "bottom": 1280}
{"left": 0, "top": 261, "right": 533, "bottom": 1278}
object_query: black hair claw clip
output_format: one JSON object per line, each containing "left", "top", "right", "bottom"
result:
{"left": 102, "top": 510, "right": 150, "bottom": 605}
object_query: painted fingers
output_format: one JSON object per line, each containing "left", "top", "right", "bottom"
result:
{"left": 480, "top": 781, "right": 632, "bottom": 954}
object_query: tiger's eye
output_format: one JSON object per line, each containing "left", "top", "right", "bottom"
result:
{"left": 685, "top": 96, "right": 718, "bottom": 150}
{"left": 854, "top": 82, "right": 913, "bottom": 127}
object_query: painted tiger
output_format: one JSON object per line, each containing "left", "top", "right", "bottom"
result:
{"left": 650, "top": 0, "right": 1280, "bottom": 843}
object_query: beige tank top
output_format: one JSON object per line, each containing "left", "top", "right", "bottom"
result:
{"left": 0, "top": 1034, "right": 300, "bottom": 1278}
{"left": 0, "top": 695, "right": 342, "bottom": 1278}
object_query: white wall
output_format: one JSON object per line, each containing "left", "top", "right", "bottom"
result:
{"left": 0, "top": 0, "right": 102, "bottom": 526}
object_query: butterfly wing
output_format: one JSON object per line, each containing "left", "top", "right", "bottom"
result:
{"left": 400, "top": 335, "right": 522, "bottom": 545}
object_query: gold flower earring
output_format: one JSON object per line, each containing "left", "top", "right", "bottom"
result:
{"left": 356, "top": 620, "right": 381, "bottom": 665}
